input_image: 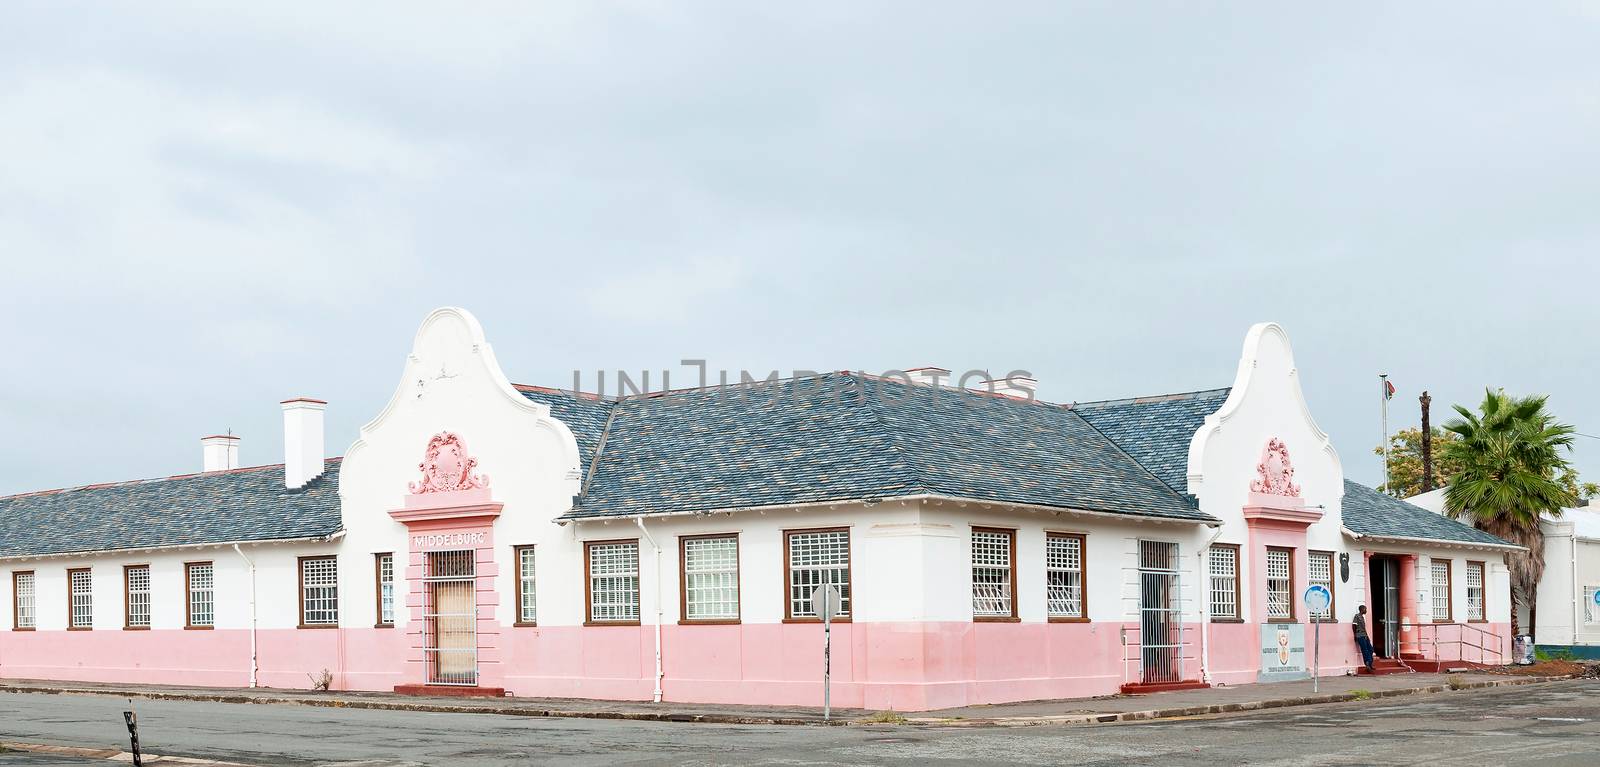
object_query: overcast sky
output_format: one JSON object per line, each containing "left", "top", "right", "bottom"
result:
{"left": 2, "top": 2, "right": 1597, "bottom": 497}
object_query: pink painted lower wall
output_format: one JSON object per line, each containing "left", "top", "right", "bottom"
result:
{"left": 1, "top": 618, "right": 1514, "bottom": 710}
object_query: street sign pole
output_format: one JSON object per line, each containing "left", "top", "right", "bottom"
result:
{"left": 823, "top": 586, "right": 832, "bottom": 722}
{"left": 1313, "top": 616, "right": 1320, "bottom": 694}
{"left": 1304, "top": 585, "right": 1331, "bottom": 694}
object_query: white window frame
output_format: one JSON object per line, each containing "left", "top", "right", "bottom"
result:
{"left": 1265, "top": 547, "right": 1293, "bottom": 621}
{"left": 586, "top": 540, "right": 640, "bottom": 624}
{"left": 125, "top": 564, "right": 151, "bottom": 629}
{"left": 1431, "top": 559, "right": 1452, "bottom": 622}
{"left": 1465, "top": 561, "right": 1485, "bottom": 622}
{"left": 785, "top": 528, "right": 851, "bottom": 620}
{"left": 187, "top": 561, "right": 215, "bottom": 628}
{"left": 1308, "top": 551, "right": 1334, "bottom": 621}
{"left": 1047, "top": 532, "right": 1087, "bottom": 620}
{"left": 682, "top": 534, "right": 740, "bottom": 622}
{"left": 68, "top": 568, "right": 93, "bottom": 629}
{"left": 515, "top": 545, "right": 536, "bottom": 625}
{"left": 300, "top": 556, "right": 339, "bottom": 627}
{"left": 375, "top": 553, "right": 395, "bottom": 626}
{"left": 1208, "top": 544, "right": 1239, "bottom": 621}
{"left": 13, "top": 571, "right": 35, "bottom": 630}
{"left": 971, "top": 528, "right": 1016, "bottom": 620}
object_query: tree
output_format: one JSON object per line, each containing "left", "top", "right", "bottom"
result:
{"left": 1440, "top": 389, "right": 1577, "bottom": 639}
{"left": 1374, "top": 427, "right": 1464, "bottom": 498}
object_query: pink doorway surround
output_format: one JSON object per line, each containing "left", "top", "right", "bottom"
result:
{"left": 388, "top": 432, "right": 505, "bottom": 697}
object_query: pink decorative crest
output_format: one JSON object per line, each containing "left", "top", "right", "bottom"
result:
{"left": 408, "top": 432, "right": 490, "bottom": 494}
{"left": 1249, "top": 438, "right": 1301, "bottom": 497}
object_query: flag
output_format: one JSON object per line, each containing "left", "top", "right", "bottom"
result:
{"left": 1383, "top": 379, "right": 1396, "bottom": 400}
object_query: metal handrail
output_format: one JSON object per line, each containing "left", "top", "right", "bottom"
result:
{"left": 1394, "top": 622, "right": 1505, "bottom": 666}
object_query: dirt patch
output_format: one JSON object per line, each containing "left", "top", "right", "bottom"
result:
{"left": 1483, "top": 660, "right": 1595, "bottom": 677}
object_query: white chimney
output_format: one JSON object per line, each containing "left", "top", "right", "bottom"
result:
{"left": 201, "top": 434, "right": 240, "bottom": 472}
{"left": 281, "top": 397, "right": 327, "bottom": 489}
{"left": 905, "top": 367, "right": 951, "bottom": 388}
{"left": 989, "top": 373, "right": 1038, "bottom": 400}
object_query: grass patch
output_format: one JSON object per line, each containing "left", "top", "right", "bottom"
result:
{"left": 860, "top": 710, "right": 908, "bottom": 724}
{"left": 1350, "top": 689, "right": 1373, "bottom": 701}
{"left": 1446, "top": 674, "right": 1467, "bottom": 690}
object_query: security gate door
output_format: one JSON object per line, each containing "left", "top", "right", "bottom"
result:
{"left": 1138, "top": 540, "right": 1184, "bottom": 684}
{"left": 424, "top": 550, "right": 477, "bottom": 686}
{"left": 1380, "top": 557, "right": 1400, "bottom": 658}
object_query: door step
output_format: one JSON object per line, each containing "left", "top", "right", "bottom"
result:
{"left": 1119, "top": 679, "right": 1210, "bottom": 694}
{"left": 393, "top": 684, "right": 507, "bottom": 698}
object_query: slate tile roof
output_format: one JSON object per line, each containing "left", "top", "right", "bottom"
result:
{"left": 0, "top": 460, "right": 342, "bottom": 559}
{"left": 553, "top": 373, "right": 1213, "bottom": 523}
{"left": 1340, "top": 479, "right": 1516, "bottom": 547}
{"left": 1072, "top": 388, "right": 1232, "bottom": 495}
{"left": 518, "top": 385, "right": 614, "bottom": 473}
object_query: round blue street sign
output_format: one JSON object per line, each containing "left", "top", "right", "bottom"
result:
{"left": 1304, "top": 584, "right": 1332, "bottom": 613}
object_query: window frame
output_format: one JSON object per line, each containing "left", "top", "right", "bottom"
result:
{"left": 1265, "top": 546, "right": 1295, "bottom": 622}
{"left": 1466, "top": 560, "right": 1486, "bottom": 623}
{"left": 1431, "top": 558, "right": 1453, "bottom": 623}
{"left": 782, "top": 526, "right": 853, "bottom": 623}
{"left": 1208, "top": 543, "right": 1243, "bottom": 623}
{"left": 122, "top": 564, "right": 151, "bottom": 631}
{"left": 583, "top": 538, "right": 642, "bottom": 627}
{"left": 513, "top": 545, "right": 537, "bottom": 627}
{"left": 373, "top": 553, "right": 395, "bottom": 628}
{"left": 297, "top": 555, "right": 339, "bottom": 629}
{"left": 678, "top": 533, "right": 741, "bottom": 625}
{"left": 67, "top": 567, "right": 93, "bottom": 630}
{"left": 1045, "top": 531, "right": 1089, "bottom": 623}
{"left": 970, "top": 526, "right": 1019, "bottom": 622}
{"left": 12, "top": 570, "right": 35, "bottom": 631}
{"left": 1307, "top": 550, "right": 1336, "bottom": 624}
{"left": 184, "top": 561, "right": 215, "bottom": 630}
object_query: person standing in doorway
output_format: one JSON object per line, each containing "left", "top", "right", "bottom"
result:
{"left": 1353, "top": 605, "right": 1376, "bottom": 672}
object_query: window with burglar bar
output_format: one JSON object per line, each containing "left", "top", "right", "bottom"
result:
{"left": 187, "top": 562, "right": 214, "bottom": 627}
{"left": 1208, "top": 545, "right": 1238, "bottom": 621}
{"left": 1266, "top": 547, "right": 1292, "bottom": 620}
{"left": 69, "top": 568, "right": 93, "bottom": 628}
{"left": 971, "top": 529, "right": 1015, "bottom": 619}
{"left": 1047, "top": 533, "right": 1085, "bottom": 619}
{"left": 786, "top": 529, "right": 850, "bottom": 619}
{"left": 1308, "top": 551, "right": 1334, "bottom": 621}
{"left": 1431, "top": 560, "right": 1451, "bottom": 621}
{"left": 516, "top": 546, "right": 536, "bottom": 624}
{"left": 13, "top": 572, "right": 35, "bottom": 629}
{"left": 125, "top": 565, "right": 151, "bottom": 628}
{"left": 587, "top": 541, "right": 639, "bottom": 623}
{"left": 1466, "top": 562, "right": 1484, "bottom": 622}
{"left": 683, "top": 536, "right": 739, "bottom": 621}
{"left": 376, "top": 553, "right": 395, "bottom": 626}
{"left": 300, "top": 556, "right": 339, "bottom": 626}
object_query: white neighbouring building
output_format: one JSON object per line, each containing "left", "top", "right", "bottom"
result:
{"left": 0, "top": 308, "right": 1518, "bottom": 710}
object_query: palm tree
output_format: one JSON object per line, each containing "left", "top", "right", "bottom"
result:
{"left": 1441, "top": 389, "right": 1576, "bottom": 638}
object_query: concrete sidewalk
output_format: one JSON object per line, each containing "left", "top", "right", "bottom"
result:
{"left": 0, "top": 672, "right": 1573, "bottom": 728}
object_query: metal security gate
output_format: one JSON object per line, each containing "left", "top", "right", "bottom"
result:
{"left": 1138, "top": 540, "right": 1185, "bottom": 684}
{"left": 1379, "top": 557, "right": 1400, "bottom": 658}
{"left": 424, "top": 550, "right": 477, "bottom": 686}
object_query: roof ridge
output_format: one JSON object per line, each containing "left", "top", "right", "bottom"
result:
{"left": 0, "top": 457, "right": 345, "bottom": 502}
{"left": 845, "top": 373, "right": 934, "bottom": 496}
{"left": 1070, "top": 387, "right": 1232, "bottom": 409}
{"left": 1068, "top": 409, "right": 1199, "bottom": 509}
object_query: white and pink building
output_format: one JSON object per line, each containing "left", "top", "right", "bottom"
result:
{"left": 0, "top": 308, "right": 1517, "bottom": 710}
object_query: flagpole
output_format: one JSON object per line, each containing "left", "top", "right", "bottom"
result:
{"left": 1380, "top": 373, "right": 1390, "bottom": 492}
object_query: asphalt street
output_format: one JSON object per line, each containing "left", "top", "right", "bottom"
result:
{"left": 1, "top": 679, "right": 1596, "bottom": 766}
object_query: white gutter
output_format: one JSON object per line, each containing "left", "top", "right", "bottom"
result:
{"left": 1198, "top": 526, "right": 1224, "bottom": 684}
{"left": 232, "top": 544, "right": 259, "bottom": 688}
{"left": 561, "top": 493, "right": 1220, "bottom": 528}
{"left": 0, "top": 531, "right": 344, "bottom": 563}
{"left": 634, "top": 516, "right": 664, "bottom": 704}
{"left": 1341, "top": 526, "right": 1526, "bottom": 553}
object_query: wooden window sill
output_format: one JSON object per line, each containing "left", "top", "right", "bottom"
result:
{"left": 974, "top": 616, "right": 1021, "bottom": 623}
{"left": 185, "top": 625, "right": 214, "bottom": 630}
{"left": 513, "top": 621, "right": 538, "bottom": 628}
{"left": 583, "top": 620, "right": 642, "bottom": 627}
{"left": 67, "top": 626, "right": 92, "bottom": 631}
{"left": 12, "top": 626, "right": 35, "bottom": 632}
{"left": 782, "top": 617, "right": 852, "bottom": 624}
{"left": 375, "top": 623, "right": 395, "bottom": 629}
{"left": 679, "top": 619, "right": 741, "bottom": 626}
{"left": 1210, "top": 617, "right": 1245, "bottom": 624}
{"left": 298, "top": 623, "right": 338, "bottom": 630}
{"left": 1049, "top": 616, "right": 1090, "bottom": 623}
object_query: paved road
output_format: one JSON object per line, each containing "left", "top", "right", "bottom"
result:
{"left": 1, "top": 680, "right": 1596, "bottom": 766}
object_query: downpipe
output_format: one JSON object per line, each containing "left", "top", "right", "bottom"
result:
{"left": 1198, "top": 526, "right": 1224, "bottom": 685}
{"left": 635, "top": 516, "right": 664, "bottom": 703}
{"left": 232, "top": 544, "right": 259, "bottom": 688}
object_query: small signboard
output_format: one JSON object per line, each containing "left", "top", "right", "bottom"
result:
{"left": 1304, "top": 584, "right": 1332, "bottom": 614}
{"left": 1258, "top": 623, "right": 1308, "bottom": 682}
{"left": 809, "top": 584, "right": 843, "bottom": 622}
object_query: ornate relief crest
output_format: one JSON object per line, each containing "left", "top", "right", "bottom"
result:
{"left": 408, "top": 432, "right": 490, "bottom": 494}
{"left": 1249, "top": 437, "right": 1301, "bottom": 497}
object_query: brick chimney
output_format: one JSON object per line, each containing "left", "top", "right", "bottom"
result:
{"left": 201, "top": 434, "right": 240, "bottom": 472}
{"left": 281, "top": 398, "right": 327, "bottom": 489}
